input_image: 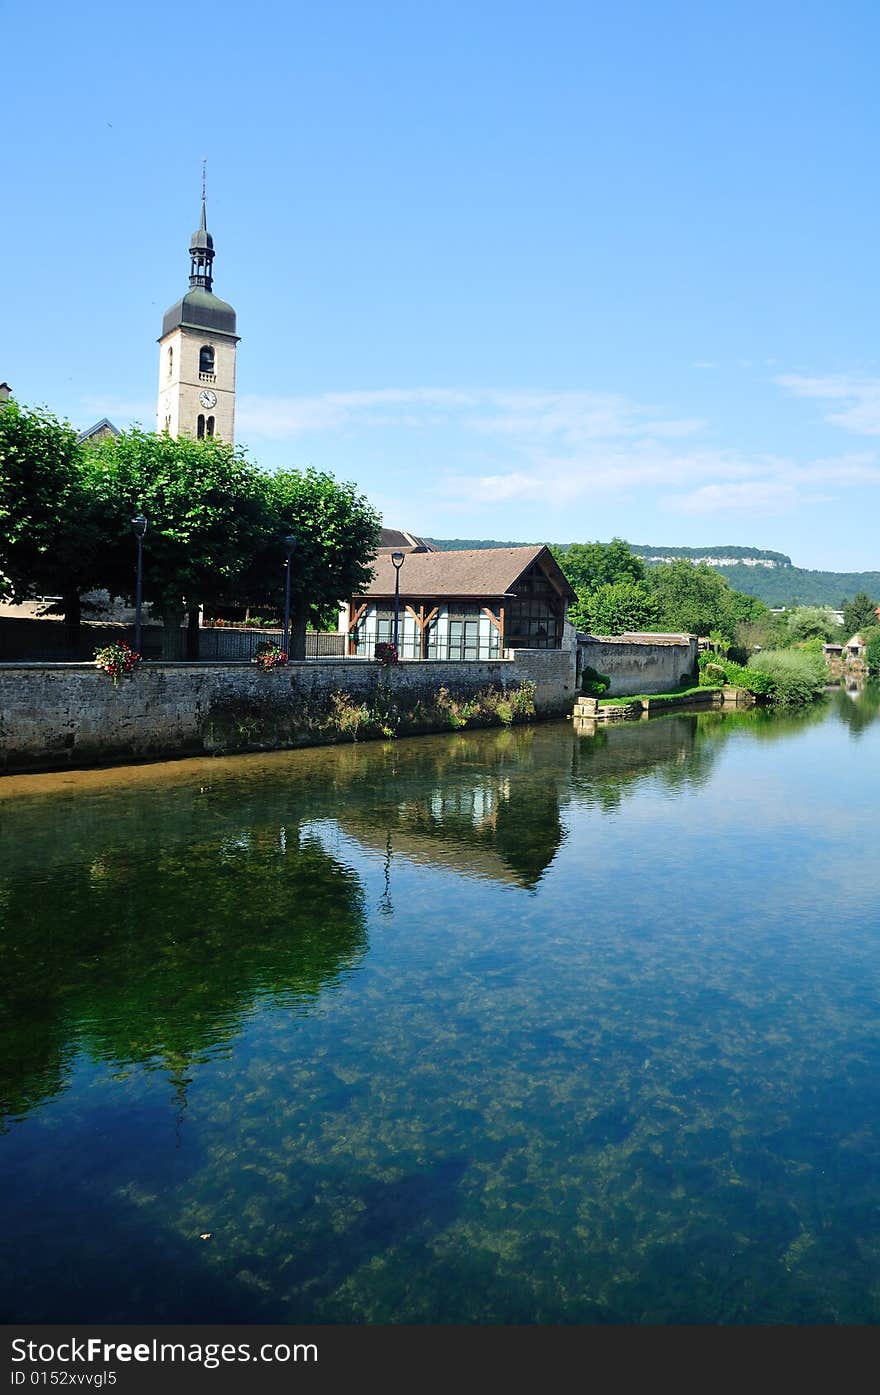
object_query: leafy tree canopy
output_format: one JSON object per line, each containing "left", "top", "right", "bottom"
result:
{"left": 647, "top": 560, "right": 761, "bottom": 640}
{"left": 237, "top": 467, "right": 381, "bottom": 656}
{"left": 571, "top": 579, "right": 660, "bottom": 635}
{"left": 785, "top": 606, "right": 841, "bottom": 643}
{"left": 554, "top": 538, "right": 645, "bottom": 594}
{"left": 843, "top": 591, "right": 879, "bottom": 638}
{"left": 0, "top": 399, "right": 103, "bottom": 606}
{"left": 864, "top": 628, "right": 880, "bottom": 673}
{"left": 88, "top": 429, "right": 267, "bottom": 616}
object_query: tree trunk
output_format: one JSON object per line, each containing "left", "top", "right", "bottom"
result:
{"left": 62, "top": 589, "right": 81, "bottom": 657}
{"left": 186, "top": 604, "right": 201, "bottom": 660}
{"left": 290, "top": 596, "right": 308, "bottom": 660}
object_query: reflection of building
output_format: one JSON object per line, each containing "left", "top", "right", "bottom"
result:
{"left": 336, "top": 771, "right": 562, "bottom": 890}
{"left": 343, "top": 544, "right": 576, "bottom": 660}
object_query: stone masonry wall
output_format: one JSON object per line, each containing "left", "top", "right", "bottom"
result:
{"left": 577, "top": 635, "right": 698, "bottom": 696}
{"left": 0, "top": 650, "right": 576, "bottom": 774}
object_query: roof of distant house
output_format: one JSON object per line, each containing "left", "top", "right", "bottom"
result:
{"left": 356, "top": 544, "right": 576, "bottom": 601}
{"left": 76, "top": 418, "right": 121, "bottom": 444}
{"left": 377, "top": 529, "right": 437, "bottom": 553}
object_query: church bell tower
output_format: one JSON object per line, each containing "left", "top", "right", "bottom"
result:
{"left": 157, "top": 191, "right": 239, "bottom": 443}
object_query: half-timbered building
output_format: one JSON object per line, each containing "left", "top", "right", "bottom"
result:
{"left": 343, "top": 545, "right": 576, "bottom": 660}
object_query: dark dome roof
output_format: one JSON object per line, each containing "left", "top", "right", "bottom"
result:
{"left": 161, "top": 287, "right": 238, "bottom": 339}
{"left": 190, "top": 199, "right": 214, "bottom": 252}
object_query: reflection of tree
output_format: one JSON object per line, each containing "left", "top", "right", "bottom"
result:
{"left": 571, "top": 716, "right": 714, "bottom": 811}
{"left": 569, "top": 702, "right": 833, "bottom": 813}
{"left": 0, "top": 823, "right": 366, "bottom": 1130}
{"left": 0, "top": 702, "right": 837, "bottom": 1132}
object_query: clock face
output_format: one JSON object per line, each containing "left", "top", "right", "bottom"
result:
{"left": 199, "top": 389, "right": 218, "bottom": 410}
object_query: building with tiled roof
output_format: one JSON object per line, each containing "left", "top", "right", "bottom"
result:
{"left": 376, "top": 529, "right": 437, "bottom": 554}
{"left": 343, "top": 544, "right": 576, "bottom": 660}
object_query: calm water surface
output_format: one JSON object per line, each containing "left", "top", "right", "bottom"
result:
{"left": 2, "top": 689, "right": 880, "bottom": 1323}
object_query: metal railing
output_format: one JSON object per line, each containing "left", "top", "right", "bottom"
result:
{"left": 197, "top": 628, "right": 346, "bottom": 661}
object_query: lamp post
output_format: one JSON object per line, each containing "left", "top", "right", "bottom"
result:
{"left": 131, "top": 514, "right": 148, "bottom": 654}
{"left": 391, "top": 550, "right": 405, "bottom": 654}
{"left": 282, "top": 533, "right": 297, "bottom": 657}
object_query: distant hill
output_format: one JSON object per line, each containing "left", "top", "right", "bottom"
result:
{"left": 710, "top": 565, "right": 880, "bottom": 608}
{"left": 628, "top": 543, "right": 792, "bottom": 567}
{"left": 426, "top": 539, "right": 878, "bottom": 606}
{"left": 426, "top": 538, "right": 534, "bottom": 551}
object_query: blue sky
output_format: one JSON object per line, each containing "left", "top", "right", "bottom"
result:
{"left": 3, "top": 0, "right": 880, "bottom": 568}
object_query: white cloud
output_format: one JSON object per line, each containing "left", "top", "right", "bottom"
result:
{"left": 117, "top": 377, "right": 880, "bottom": 522}
{"left": 776, "top": 373, "right": 880, "bottom": 436}
{"left": 664, "top": 481, "right": 800, "bottom": 515}
{"left": 238, "top": 386, "right": 703, "bottom": 446}
{"left": 237, "top": 388, "right": 478, "bottom": 438}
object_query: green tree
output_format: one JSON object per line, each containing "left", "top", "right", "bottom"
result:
{"left": 863, "top": 627, "right": 880, "bottom": 672}
{"left": 555, "top": 538, "right": 645, "bottom": 594}
{"left": 644, "top": 558, "right": 769, "bottom": 638}
{"left": 843, "top": 591, "right": 878, "bottom": 637}
{"left": 89, "top": 429, "right": 267, "bottom": 656}
{"left": 647, "top": 560, "right": 746, "bottom": 639}
{"left": 785, "top": 605, "right": 840, "bottom": 643}
{"left": 238, "top": 468, "right": 381, "bottom": 659}
{"left": 0, "top": 400, "right": 104, "bottom": 642}
{"left": 572, "top": 579, "right": 660, "bottom": 635}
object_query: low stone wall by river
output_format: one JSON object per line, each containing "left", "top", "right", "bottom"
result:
{"left": 577, "top": 633, "right": 699, "bottom": 696}
{"left": 0, "top": 649, "right": 576, "bottom": 773}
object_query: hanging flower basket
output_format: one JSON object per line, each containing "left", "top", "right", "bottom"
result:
{"left": 374, "top": 642, "right": 399, "bottom": 666}
{"left": 94, "top": 641, "right": 142, "bottom": 687}
{"left": 253, "top": 641, "right": 288, "bottom": 670}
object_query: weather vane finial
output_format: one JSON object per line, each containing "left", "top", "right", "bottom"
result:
{"left": 201, "top": 157, "right": 207, "bottom": 204}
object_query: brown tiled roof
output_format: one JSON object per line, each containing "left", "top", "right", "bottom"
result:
{"left": 377, "top": 528, "right": 437, "bottom": 553}
{"left": 355, "top": 545, "right": 576, "bottom": 601}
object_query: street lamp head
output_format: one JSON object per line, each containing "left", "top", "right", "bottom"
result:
{"left": 283, "top": 533, "right": 298, "bottom": 553}
{"left": 391, "top": 550, "right": 405, "bottom": 570}
{"left": 131, "top": 514, "right": 148, "bottom": 539}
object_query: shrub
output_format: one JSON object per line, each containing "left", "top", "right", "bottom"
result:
{"left": 581, "top": 665, "right": 610, "bottom": 697}
{"left": 747, "top": 648, "right": 826, "bottom": 705}
{"left": 699, "top": 652, "right": 775, "bottom": 696}
{"left": 509, "top": 681, "right": 537, "bottom": 718}
{"left": 374, "top": 641, "right": 399, "bottom": 666}
{"left": 329, "top": 691, "right": 372, "bottom": 739}
{"left": 866, "top": 628, "right": 880, "bottom": 672}
{"left": 727, "top": 663, "right": 775, "bottom": 698}
{"left": 699, "top": 662, "right": 727, "bottom": 687}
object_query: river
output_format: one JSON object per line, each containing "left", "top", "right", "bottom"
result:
{"left": 2, "top": 687, "right": 879, "bottom": 1322}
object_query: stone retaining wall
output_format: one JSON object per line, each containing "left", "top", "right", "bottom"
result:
{"left": 577, "top": 633, "right": 699, "bottom": 696}
{"left": 0, "top": 650, "right": 576, "bottom": 774}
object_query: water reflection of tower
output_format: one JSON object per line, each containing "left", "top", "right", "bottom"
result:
{"left": 166, "top": 1052, "right": 193, "bottom": 1149}
{"left": 377, "top": 830, "right": 394, "bottom": 917}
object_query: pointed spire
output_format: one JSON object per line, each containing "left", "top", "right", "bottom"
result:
{"left": 189, "top": 163, "right": 214, "bottom": 290}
